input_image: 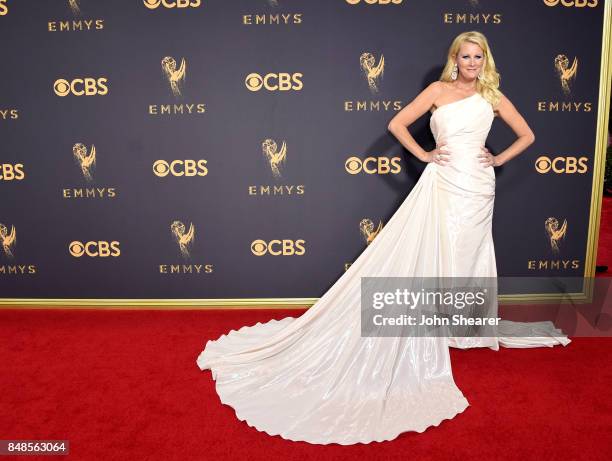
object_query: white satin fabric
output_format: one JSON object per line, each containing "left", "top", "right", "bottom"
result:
{"left": 196, "top": 92, "right": 570, "bottom": 445}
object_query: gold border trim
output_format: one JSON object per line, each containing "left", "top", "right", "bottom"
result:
{"left": 0, "top": 292, "right": 596, "bottom": 309}
{"left": 1, "top": 2, "right": 611, "bottom": 309}
{"left": 585, "top": 0, "right": 612, "bottom": 278}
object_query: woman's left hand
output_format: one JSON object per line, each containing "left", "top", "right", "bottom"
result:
{"left": 478, "top": 146, "right": 499, "bottom": 167}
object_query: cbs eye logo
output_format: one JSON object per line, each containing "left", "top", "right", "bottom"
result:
{"left": 69, "top": 241, "right": 121, "bottom": 258}
{"left": 345, "top": 156, "right": 402, "bottom": 175}
{"left": 0, "top": 163, "right": 25, "bottom": 181}
{"left": 53, "top": 78, "right": 109, "bottom": 97}
{"left": 251, "top": 239, "right": 306, "bottom": 256}
{"left": 153, "top": 159, "right": 208, "bottom": 177}
{"left": 542, "top": 0, "right": 597, "bottom": 7}
{"left": 245, "top": 73, "right": 303, "bottom": 92}
{"left": 143, "top": 0, "right": 201, "bottom": 8}
{"left": 535, "top": 156, "right": 588, "bottom": 174}
{"left": 0, "top": 0, "right": 8, "bottom": 16}
{"left": 345, "top": 0, "right": 403, "bottom": 4}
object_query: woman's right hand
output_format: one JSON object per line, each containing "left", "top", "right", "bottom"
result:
{"left": 424, "top": 143, "right": 450, "bottom": 165}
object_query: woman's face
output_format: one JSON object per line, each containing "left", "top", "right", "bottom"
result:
{"left": 454, "top": 42, "right": 484, "bottom": 81}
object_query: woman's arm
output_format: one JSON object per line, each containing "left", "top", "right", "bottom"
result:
{"left": 387, "top": 82, "right": 449, "bottom": 165}
{"left": 484, "top": 94, "right": 536, "bottom": 167}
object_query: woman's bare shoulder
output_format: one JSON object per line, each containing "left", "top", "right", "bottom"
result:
{"left": 417, "top": 80, "right": 443, "bottom": 95}
{"left": 428, "top": 81, "right": 458, "bottom": 112}
{"left": 429, "top": 80, "right": 449, "bottom": 94}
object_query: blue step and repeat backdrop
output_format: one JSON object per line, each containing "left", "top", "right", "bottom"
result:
{"left": 0, "top": 0, "right": 610, "bottom": 306}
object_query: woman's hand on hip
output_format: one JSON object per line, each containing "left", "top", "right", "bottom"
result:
{"left": 478, "top": 146, "right": 500, "bottom": 167}
{"left": 425, "top": 143, "right": 450, "bottom": 166}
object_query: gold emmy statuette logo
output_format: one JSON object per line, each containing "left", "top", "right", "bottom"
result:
{"left": 171, "top": 220, "right": 195, "bottom": 257}
{"left": 360, "top": 218, "right": 383, "bottom": 245}
{"left": 68, "top": 0, "right": 80, "bottom": 15}
{"left": 268, "top": 0, "right": 279, "bottom": 6}
{"left": 148, "top": 60, "right": 205, "bottom": 115}
{"left": 73, "top": 143, "right": 96, "bottom": 181}
{"left": 360, "top": 52, "right": 384, "bottom": 93}
{"left": 63, "top": 144, "right": 116, "bottom": 199}
{"left": 0, "top": 223, "right": 16, "bottom": 258}
{"left": 48, "top": 1, "right": 105, "bottom": 32}
{"left": 162, "top": 56, "right": 186, "bottom": 97}
{"left": 554, "top": 54, "right": 577, "bottom": 95}
{"left": 262, "top": 139, "right": 287, "bottom": 177}
{"left": 545, "top": 217, "right": 567, "bottom": 253}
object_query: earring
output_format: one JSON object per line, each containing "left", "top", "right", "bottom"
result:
{"left": 477, "top": 72, "right": 483, "bottom": 81}
{"left": 451, "top": 63, "right": 458, "bottom": 80}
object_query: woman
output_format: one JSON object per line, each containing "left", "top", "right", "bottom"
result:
{"left": 196, "top": 31, "right": 570, "bottom": 445}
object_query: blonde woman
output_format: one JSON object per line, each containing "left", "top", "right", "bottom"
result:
{"left": 196, "top": 31, "right": 569, "bottom": 445}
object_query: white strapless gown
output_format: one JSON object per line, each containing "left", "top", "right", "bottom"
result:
{"left": 196, "top": 92, "right": 570, "bottom": 445}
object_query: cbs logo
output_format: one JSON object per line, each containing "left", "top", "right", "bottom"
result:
{"left": 245, "top": 73, "right": 303, "bottom": 92}
{"left": 535, "top": 156, "right": 588, "bottom": 174}
{"left": 346, "top": 0, "right": 403, "bottom": 4}
{"left": 0, "top": 163, "right": 24, "bottom": 181}
{"left": 542, "top": 0, "right": 597, "bottom": 6}
{"left": 345, "top": 156, "right": 402, "bottom": 175}
{"left": 251, "top": 239, "right": 306, "bottom": 256}
{"left": 0, "top": 0, "right": 8, "bottom": 16}
{"left": 153, "top": 159, "right": 208, "bottom": 177}
{"left": 143, "top": 0, "right": 201, "bottom": 8}
{"left": 69, "top": 241, "right": 121, "bottom": 258}
{"left": 53, "top": 78, "right": 109, "bottom": 97}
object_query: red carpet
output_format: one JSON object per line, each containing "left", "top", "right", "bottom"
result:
{"left": 0, "top": 310, "right": 610, "bottom": 460}
{"left": 0, "top": 197, "right": 610, "bottom": 460}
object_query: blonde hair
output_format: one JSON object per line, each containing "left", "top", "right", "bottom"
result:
{"left": 440, "top": 31, "right": 502, "bottom": 107}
